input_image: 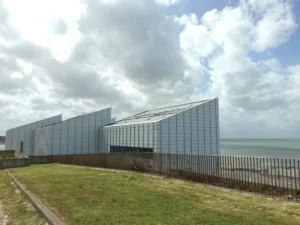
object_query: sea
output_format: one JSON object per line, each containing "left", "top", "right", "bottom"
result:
{"left": 1, "top": 139, "right": 300, "bottom": 159}
{"left": 221, "top": 139, "right": 300, "bottom": 159}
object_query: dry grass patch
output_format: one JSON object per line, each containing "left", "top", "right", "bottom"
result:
{"left": 0, "top": 171, "right": 46, "bottom": 225}
{"left": 8, "top": 164, "right": 300, "bottom": 225}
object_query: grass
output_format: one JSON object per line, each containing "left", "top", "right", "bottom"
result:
{"left": 0, "top": 171, "right": 46, "bottom": 225}
{"left": 9, "top": 164, "right": 300, "bottom": 225}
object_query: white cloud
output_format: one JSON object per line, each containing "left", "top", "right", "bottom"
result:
{"left": 2, "top": 0, "right": 85, "bottom": 61}
{"left": 156, "top": 0, "right": 182, "bottom": 6}
{"left": 179, "top": 0, "right": 299, "bottom": 137}
{"left": 0, "top": 0, "right": 299, "bottom": 138}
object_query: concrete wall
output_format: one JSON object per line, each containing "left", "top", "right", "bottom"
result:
{"left": 33, "top": 108, "right": 113, "bottom": 156}
{"left": 29, "top": 153, "right": 219, "bottom": 175}
{"left": 5, "top": 115, "right": 62, "bottom": 156}
{"left": 0, "top": 150, "right": 30, "bottom": 170}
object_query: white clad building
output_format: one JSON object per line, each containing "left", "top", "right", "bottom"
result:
{"left": 5, "top": 108, "right": 113, "bottom": 156}
{"left": 5, "top": 115, "right": 62, "bottom": 156}
{"left": 104, "top": 98, "right": 219, "bottom": 155}
{"left": 5, "top": 98, "right": 220, "bottom": 160}
{"left": 33, "top": 108, "right": 112, "bottom": 156}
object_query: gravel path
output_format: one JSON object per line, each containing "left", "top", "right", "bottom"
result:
{"left": 0, "top": 201, "right": 8, "bottom": 225}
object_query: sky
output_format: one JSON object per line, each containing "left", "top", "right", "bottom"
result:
{"left": 0, "top": 0, "right": 299, "bottom": 138}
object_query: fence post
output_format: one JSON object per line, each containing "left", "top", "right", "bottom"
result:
{"left": 224, "top": 155, "right": 227, "bottom": 188}
{"left": 285, "top": 158, "right": 289, "bottom": 197}
{"left": 289, "top": 158, "right": 292, "bottom": 199}
{"left": 252, "top": 157, "right": 256, "bottom": 194}
{"left": 246, "top": 156, "right": 249, "bottom": 186}
{"left": 277, "top": 158, "right": 281, "bottom": 196}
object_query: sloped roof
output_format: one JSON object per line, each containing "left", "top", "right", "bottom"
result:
{"left": 106, "top": 99, "right": 211, "bottom": 127}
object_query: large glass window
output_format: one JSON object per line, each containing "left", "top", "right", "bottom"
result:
{"left": 110, "top": 146, "right": 153, "bottom": 153}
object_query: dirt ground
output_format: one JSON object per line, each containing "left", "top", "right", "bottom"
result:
{"left": 0, "top": 201, "right": 8, "bottom": 225}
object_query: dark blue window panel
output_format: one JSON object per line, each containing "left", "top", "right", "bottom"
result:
{"left": 110, "top": 146, "right": 153, "bottom": 153}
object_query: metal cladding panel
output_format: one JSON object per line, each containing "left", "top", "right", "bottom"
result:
{"left": 34, "top": 127, "right": 52, "bottom": 156}
{"left": 153, "top": 123, "right": 158, "bottom": 151}
{"left": 5, "top": 115, "right": 62, "bottom": 156}
{"left": 67, "top": 118, "right": 76, "bottom": 154}
{"left": 98, "top": 127, "right": 105, "bottom": 153}
{"left": 133, "top": 124, "right": 138, "bottom": 146}
{"left": 52, "top": 123, "right": 61, "bottom": 155}
{"left": 155, "top": 121, "right": 162, "bottom": 153}
{"left": 48, "top": 126, "right": 54, "bottom": 155}
{"left": 215, "top": 98, "right": 220, "bottom": 154}
{"left": 36, "top": 121, "right": 43, "bottom": 129}
{"left": 28, "top": 108, "right": 111, "bottom": 156}
{"left": 191, "top": 107, "right": 199, "bottom": 155}
{"left": 118, "top": 126, "right": 123, "bottom": 145}
{"left": 142, "top": 123, "right": 147, "bottom": 148}
{"left": 153, "top": 98, "right": 220, "bottom": 155}
{"left": 88, "top": 113, "right": 96, "bottom": 153}
{"left": 82, "top": 115, "right": 89, "bottom": 153}
{"left": 19, "top": 126, "right": 25, "bottom": 144}
{"left": 61, "top": 122, "right": 68, "bottom": 152}
{"left": 75, "top": 117, "right": 83, "bottom": 154}
{"left": 23, "top": 126, "right": 32, "bottom": 156}
{"left": 103, "top": 120, "right": 157, "bottom": 152}
{"left": 5, "top": 130, "right": 10, "bottom": 149}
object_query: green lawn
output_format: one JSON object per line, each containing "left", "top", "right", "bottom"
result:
{"left": 9, "top": 164, "right": 300, "bottom": 225}
{"left": 0, "top": 171, "right": 46, "bottom": 225}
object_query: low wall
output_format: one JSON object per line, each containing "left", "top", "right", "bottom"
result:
{"left": 29, "top": 156, "right": 54, "bottom": 164}
{"left": 0, "top": 150, "right": 30, "bottom": 170}
{"left": 30, "top": 153, "right": 154, "bottom": 171}
{"left": 0, "top": 150, "right": 15, "bottom": 158}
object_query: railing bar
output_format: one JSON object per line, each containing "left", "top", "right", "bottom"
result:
{"left": 237, "top": 156, "right": 240, "bottom": 182}
{"left": 226, "top": 156, "right": 229, "bottom": 188}
{"left": 285, "top": 158, "right": 289, "bottom": 196}
{"left": 243, "top": 156, "right": 246, "bottom": 183}
{"left": 254, "top": 157, "right": 257, "bottom": 190}
{"left": 271, "top": 158, "right": 274, "bottom": 197}
{"left": 262, "top": 157, "right": 265, "bottom": 195}
{"left": 289, "top": 158, "right": 293, "bottom": 198}
{"left": 293, "top": 159, "right": 297, "bottom": 199}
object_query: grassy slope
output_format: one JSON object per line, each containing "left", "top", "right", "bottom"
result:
{"left": 0, "top": 171, "right": 46, "bottom": 225}
{"left": 9, "top": 164, "right": 300, "bottom": 225}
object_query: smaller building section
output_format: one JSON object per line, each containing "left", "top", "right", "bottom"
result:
{"left": 34, "top": 108, "right": 112, "bottom": 156}
{"left": 104, "top": 98, "right": 219, "bottom": 155}
{"left": 5, "top": 115, "right": 62, "bottom": 156}
{"left": 5, "top": 108, "right": 113, "bottom": 156}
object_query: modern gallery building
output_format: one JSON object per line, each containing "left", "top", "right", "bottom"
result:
{"left": 5, "top": 98, "right": 219, "bottom": 157}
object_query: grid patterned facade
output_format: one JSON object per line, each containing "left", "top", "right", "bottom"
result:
{"left": 4, "top": 99, "right": 220, "bottom": 157}
{"left": 33, "top": 108, "right": 112, "bottom": 156}
{"left": 5, "top": 108, "right": 112, "bottom": 156}
{"left": 104, "top": 98, "right": 219, "bottom": 155}
{"left": 103, "top": 122, "right": 158, "bottom": 153}
{"left": 5, "top": 115, "right": 62, "bottom": 156}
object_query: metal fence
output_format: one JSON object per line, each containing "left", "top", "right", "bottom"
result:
{"left": 31, "top": 153, "right": 300, "bottom": 201}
